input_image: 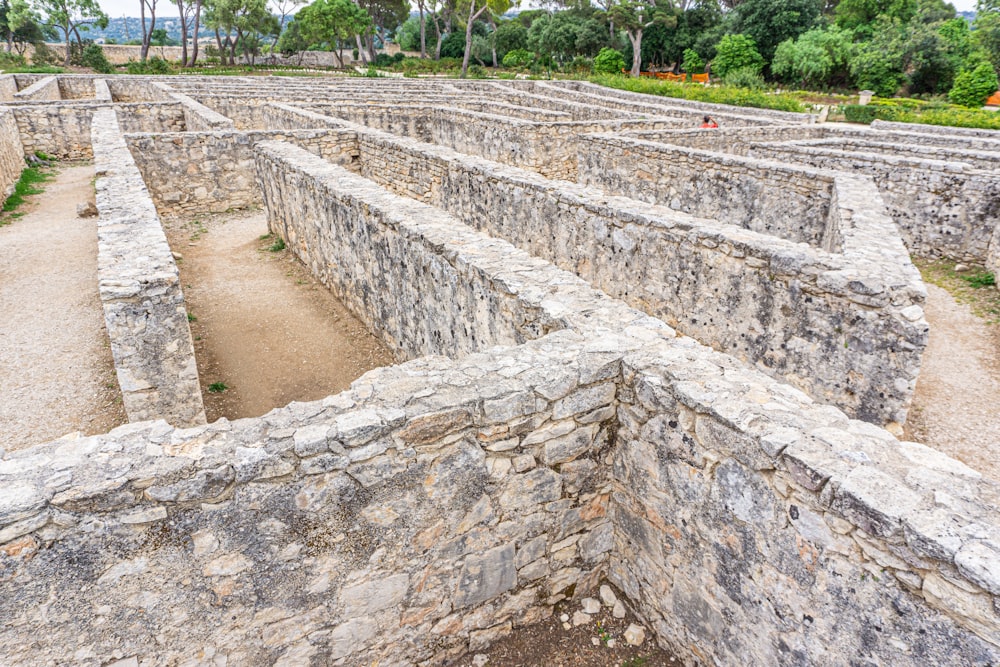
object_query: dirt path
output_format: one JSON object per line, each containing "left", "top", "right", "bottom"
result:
{"left": 0, "top": 162, "right": 125, "bottom": 451}
{"left": 905, "top": 283, "right": 1000, "bottom": 481}
{"left": 163, "top": 210, "right": 394, "bottom": 422}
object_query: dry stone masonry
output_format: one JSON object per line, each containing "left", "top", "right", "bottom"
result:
{"left": 0, "top": 74, "right": 998, "bottom": 666}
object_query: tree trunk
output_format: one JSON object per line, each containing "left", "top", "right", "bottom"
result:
{"left": 177, "top": 0, "right": 189, "bottom": 67}
{"left": 460, "top": 0, "right": 475, "bottom": 78}
{"left": 629, "top": 30, "right": 641, "bottom": 76}
{"left": 355, "top": 34, "right": 367, "bottom": 65}
{"left": 140, "top": 1, "right": 149, "bottom": 60}
{"left": 62, "top": 26, "right": 71, "bottom": 66}
{"left": 418, "top": 1, "right": 426, "bottom": 58}
{"left": 189, "top": 0, "right": 201, "bottom": 66}
{"left": 488, "top": 15, "right": 497, "bottom": 68}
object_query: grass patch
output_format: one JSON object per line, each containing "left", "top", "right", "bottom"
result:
{"left": 187, "top": 312, "right": 197, "bottom": 322}
{"left": 589, "top": 73, "right": 807, "bottom": 113}
{"left": 0, "top": 161, "right": 55, "bottom": 224}
{"left": 208, "top": 381, "right": 228, "bottom": 393}
{"left": 916, "top": 259, "right": 1000, "bottom": 324}
{"left": 268, "top": 237, "right": 286, "bottom": 252}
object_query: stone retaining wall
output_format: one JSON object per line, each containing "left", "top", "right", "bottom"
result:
{"left": 872, "top": 118, "right": 1000, "bottom": 145}
{"left": 577, "top": 133, "right": 835, "bottom": 247}
{"left": 748, "top": 141, "right": 1000, "bottom": 264}
{"left": 91, "top": 107, "right": 205, "bottom": 427}
{"left": 10, "top": 103, "right": 97, "bottom": 158}
{"left": 0, "top": 107, "right": 24, "bottom": 199}
{"left": 115, "top": 102, "right": 185, "bottom": 133}
{"left": 107, "top": 78, "right": 172, "bottom": 103}
{"left": 13, "top": 76, "right": 59, "bottom": 101}
{"left": 0, "top": 74, "right": 18, "bottom": 101}
{"left": 124, "top": 128, "right": 359, "bottom": 215}
{"left": 57, "top": 77, "right": 95, "bottom": 100}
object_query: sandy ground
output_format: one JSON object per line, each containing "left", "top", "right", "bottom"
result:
{"left": 0, "top": 162, "right": 125, "bottom": 451}
{"left": 162, "top": 209, "right": 394, "bottom": 422}
{"left": 905, "top": 283, "right": 1000, "bottom": 481}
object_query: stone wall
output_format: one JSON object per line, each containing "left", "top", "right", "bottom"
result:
{"left": 58, "top": 77, "right": 96, "bottom": 100}
{"left": 609, "top": 338, "right": 1000, "bottom": 667}
{"left": 872, "top": 118, "right": 1000, "bottom": 145}
{"left": 10, "top": 103, "right": 97, "bottom": 158}
{"left": 335, "top": 120, "right": 925, "bottom": 427}
{"left": 577, "top": 133, "right": 835, "bottom": 247}
{"left": 115, "top": 102, "right": 186, "bottom": 133}
{"left": 153, "top": 84, "right": 235, "bottom": 131}
{"left": 255, "top": 141, "right": 660, "bottom": 360}
{"left": 0, "top": 74, "right": 19, "bottom": 101}
{"left": 13, "top": 75, "right": 59, "bottom": 101}
{"left": 748, "top": 141, "right": 1000, "bottom": 263}
{"left": 93, "top": 78, "right": 112, "bottom": 102}
{"left": 124, "top": 128, "right": 359, "bottom": 215}
{"left": 91, "top": 107, "right": 205, "bottom": 427}
{"left": 0, "top": 329, "right": 627, "bottom": 666}
{"left": 0, "top": 107, "right": 24, "bottom": 199}
{"left": 306, "top": 102, "right": 687, "bottom": 180}
{"left": 107, "top": 78, "right": 172, "bottom": 103}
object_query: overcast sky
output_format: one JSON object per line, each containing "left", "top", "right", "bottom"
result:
{"left": 92, "top": 0, "right": 979, "bottom": 21}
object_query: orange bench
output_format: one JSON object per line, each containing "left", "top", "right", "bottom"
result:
{"left": 691, "top": 73, "right": 709, "bottom": 84}
{"left": 655, "top": 72, "right": 685, "bottom": 82}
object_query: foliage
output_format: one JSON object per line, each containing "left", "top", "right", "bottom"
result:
{"left": 291, "top": 0, "right": 371, "bottom": 66}
{"left": 439, "top": 30, "right": 466, "bottom": 58}
{"left": 681, "top": 48, "right": 703, "bottom": 73}
{"left": 962, "top": 271, "right": 996, "bottom": 288}
{"left": 712, "top": 34, "right": 764, "bottom": 78}
{"left": 126, "top": 55, "right": 171, "bottom": 73}
{"left": 843, "top": 103, "right": 878, "bottom": 123}
{"left": 771, "top": 26, "right": 853, "bottom": 88}
{"left": 843, "top": 97, "right": 1000, "bottom": 129}
{"left": 722, "top": 65, "right": 766, "bottom": 89}
{"left": 948, "top": 62, "right": 999, "bottom": 107}
{"left": 34, "top": 0, "right": 108, "bottom": 66}
{"left": 609, "top": 0, "right": 677, "bottom": 75}
{"left": 592, "top": 46, "right": 626, "bottom": 74}
{"left": 590, "top": 73, "right": 807, "bottom": 112}
{"left": 493, "top": 19, "right": 527, "bottom": 58}
{"left": 732, "top": 0, "right": 823, "bottom": 63}
{"left": 976, "top": 10, "right": 1000, "bottom": 72}
{"left": 0, "top": 49, "right": 25, "bottom": 67}
{"left": 501, "top": 46, "right": 532, "bottom": 68}
{"left": 1, "top": 159, "right": 53, "bottom": 223}
{"left": 80, "top": 42, "right": 113, "bottom": 72}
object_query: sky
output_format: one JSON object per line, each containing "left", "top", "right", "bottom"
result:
{"left": 91, "top": 0, "right": 980, "bottom": 21}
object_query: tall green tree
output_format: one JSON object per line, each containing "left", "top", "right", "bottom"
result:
{"left": 291, "top": 0, "right": 370, "bottom": 67}
{"left": 35, "top": 0, "right": 107, "bottom": 65}
{"left": 609, "top": 0, "right": 677, "bottom": 76}
{"left": 771, "top": 25, "right": 853, "bottom": 87}
{"left": 732, "top": 0, "right": 822, "bottom": 62}
{"left": 1, "top": 0, "right": 34, "bottom": 52}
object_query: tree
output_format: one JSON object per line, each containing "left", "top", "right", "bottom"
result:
{"left": 975, "top": 6, "right": 1000, "bottom": 72}
{"left": 849, "top": 15, "right": 906, "bottom": 95}
{"left": 0, "top": 0, "right": 33, "bottom": 52}
{"left": 949, "top": 61, "right": 999, "bottom": 106}
{"left": 609, "top": 0, "right": 677, "bottom": 76}
{"left": 711, "top": 33, "right": 763, "bottom": 77}
{"left": 681, "top": 46, "right": 703, "bottom": 72}
{"left": 771, "top": 25, "right": 852, "bottom": 87}
{"left": 138, "top": 0, "right": 157, "bottom": 60}
{"left": 457, "top": 0, "right": 510, "bottom": 77}
{"left": 35, "top": 0, "right": 107, "bottom": 65}
{"left": 174, "top": 0, "right": 203, "bottom": 66}
{"left": 492, "top": 18, "right": 526, "bottom": 57}
{"left": 205, "top": 0, "right": 279, "bottom": 65}
{"left": 732, "top": 0, "right": 821, "bottom": 62}
{"left": 834, "top": 0, "right": 916, "bottom": 34}
{"left": 292, "top": 0, "right": 371, "bottom": 67}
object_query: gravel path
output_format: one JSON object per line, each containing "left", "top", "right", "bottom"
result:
{"left": 163, "top": 210, "right": 394, "bottom": 422}
{"left": 0, "top": 162, "right": 125, "bottom": 451}
{"left": 905, "top": 283, "right": 1000, "bottom": 482}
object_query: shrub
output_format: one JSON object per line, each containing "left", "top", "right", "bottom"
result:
{"left": 126, "top": 56, "right": 171, "bottom": 74}
{"left": 843, "top": 104, "right": 878, "bottom": 123}
{"left": 393, "top": 52, "right": 405, "bottom": 63}
{"left": 592, "top": 47, "right": 626, "bottom": 75}
{"left": 948, "top": 62, "right": 999, "bottom": 107}
{"left": 81, "top": 44, "right": 114, "bottom": 73}
{"left": 502, "top": 48, "right": 533, "bottom": 69}
{"left": 712, "top": 34, "right": 764, "bottom": 78}
{"left": 0, "top": 51, "right": 26, "bottom": 69}
{"left": 722, "top": 66, "right": 765, "bottom": 90}
{"left": 681, "top": 48, "right": 704, "bottom": 74}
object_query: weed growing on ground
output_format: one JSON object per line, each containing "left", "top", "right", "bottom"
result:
{"left": 621, "top": 657, "right": 648, "bottom": 667}
{"left": 269, "top": 237, "right": 286, "bottom": 252}
{"left": 187, "top": 313, "right": 197, "bottom": 322}
{"left": 208, "top": 382, "right": 228, "bottom": 393}
{"left": 917, "top": 260, "right": 1000, "bottom": 324}
{"left": 0, "top": 161, "right": 54, "bottom": 224}
{"left": 187, "top": 219, "right": 207, "bottom": 241}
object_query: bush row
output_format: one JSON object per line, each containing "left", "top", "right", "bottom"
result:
{"left": 588, "top": 73, "right": 806, "bottom": 113}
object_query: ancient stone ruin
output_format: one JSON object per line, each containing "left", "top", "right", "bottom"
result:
{"left": 1, "top": 74, "right": 998, "bottom": 665}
